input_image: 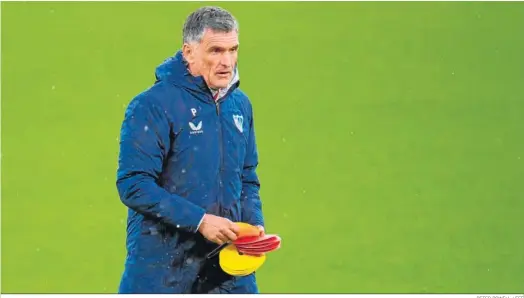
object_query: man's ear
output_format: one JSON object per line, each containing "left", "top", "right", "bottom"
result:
{"left": 182, "top": 43, "right": 195, "bottom": 65}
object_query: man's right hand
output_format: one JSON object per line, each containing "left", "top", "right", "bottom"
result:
{"left": 198, "top": 214, "right": 240, "bottom": 245}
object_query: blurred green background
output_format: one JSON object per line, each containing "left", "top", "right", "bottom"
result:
{"left": 2, "top": 1, "right": 524, "bottom": 294}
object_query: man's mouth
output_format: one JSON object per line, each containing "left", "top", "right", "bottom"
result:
{"left": 216, "top": 71, "right": 231, "bottom": 77}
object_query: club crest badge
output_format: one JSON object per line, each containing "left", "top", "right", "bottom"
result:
{"left": 233, "top": 115, "right": 243, "bottom": 133}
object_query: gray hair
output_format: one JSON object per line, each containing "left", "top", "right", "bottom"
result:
{"left": 183, "top": 6, "right": 239, "bottom": 44}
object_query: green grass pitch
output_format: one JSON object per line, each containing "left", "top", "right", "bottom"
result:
{"left": 2, "top": 1, "right": 524, "bottom": 294}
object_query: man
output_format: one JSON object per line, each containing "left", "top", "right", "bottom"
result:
{"left": 116, "top": 6, "right": 265, "bottom": 294}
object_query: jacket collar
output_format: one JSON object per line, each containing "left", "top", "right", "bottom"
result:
{"left": 155, "top": 50, "right": 240, "bottom": 102}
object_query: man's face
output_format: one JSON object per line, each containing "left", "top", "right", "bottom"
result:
{"left": 183, "top": 29, "right": 239, "bottom": 90}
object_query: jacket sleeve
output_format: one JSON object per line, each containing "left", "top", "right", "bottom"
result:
{"left": 116, "top": 93, "right": 206, "bottom": 233}
{"left": 240, "top": 106, "right": 265, "bottom": 227}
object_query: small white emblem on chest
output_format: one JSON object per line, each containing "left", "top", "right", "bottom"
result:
{"left": 233, "top": 115, "right": 244, "bottom": 133}
{"left": 189, "top": 121, "right": 203, "bottom": 134}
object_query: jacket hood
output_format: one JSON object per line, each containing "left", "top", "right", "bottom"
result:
{"left": 154, "top": 50, "right": 240, "bottom": 101}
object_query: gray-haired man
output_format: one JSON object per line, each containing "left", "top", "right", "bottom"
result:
{"left": 116, "top": 6, "right": 265, "bottom": 294}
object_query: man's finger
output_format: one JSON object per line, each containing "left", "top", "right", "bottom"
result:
{"left": 213, "top": 236, "right": 224, "bottom": 245}
{"left": 222, "top": 228, "right": 238, "bottom": 241}
{"left": 216, "top": 232, "right": 228, "bottom": 244}
{"left": 229, "top": 222, "right": 240, "bottom": 234}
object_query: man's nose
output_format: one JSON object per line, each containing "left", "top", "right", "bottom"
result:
{"left": 219, "top": 52, "right": 233, "bottom": 68}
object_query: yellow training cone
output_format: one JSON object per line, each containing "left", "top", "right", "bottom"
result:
{"left": 235, "top": 222, "right": 261, "bottom": 238}
{"left": 219, "top": 244, "right": 266, "bottom": 277}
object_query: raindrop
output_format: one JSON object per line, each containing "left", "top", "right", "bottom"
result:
{"left": 144, "top": 125, "right": 149, "bottom": 132}
{"left": 51, "top": 85, "right": 56, "bottom": 90}
{"left": 176, "top": 225, "right": 181, "bottom": 228}
{"left": 181, "top": 169, "right": 186, "bottom": 174}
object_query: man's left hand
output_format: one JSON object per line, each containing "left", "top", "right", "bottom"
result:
{"left": 256, "top": 225, "right": 265, "bottom": 236}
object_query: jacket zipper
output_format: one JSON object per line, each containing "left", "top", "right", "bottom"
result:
{"left": 215, "top": 99, "right": 224, "bottom": 217}
{"left": 214, "top": 86, "right": 237, "bottom": 219}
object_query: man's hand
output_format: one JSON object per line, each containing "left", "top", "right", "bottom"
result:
{"left": 256, "top": 225, "right": 265, "bottom": 236}
{"left": 198, "top": 214, "right": 240, "bottom": 245}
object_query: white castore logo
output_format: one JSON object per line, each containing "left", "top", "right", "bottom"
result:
{"left": 233, "top": 115, "right": 244, "bottom": 133}
{"left": 189, "top": 121, "right": 203, "bottom": 135}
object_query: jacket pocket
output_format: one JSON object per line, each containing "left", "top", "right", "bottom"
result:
{"left": 136, "top": 218, "right": 178, "bottom": 258}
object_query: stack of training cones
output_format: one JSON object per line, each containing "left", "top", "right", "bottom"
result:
{"left": 219, "top": 222, "right": 281, "bottom": 276}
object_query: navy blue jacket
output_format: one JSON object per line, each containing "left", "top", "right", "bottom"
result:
{"left": 116, "top": 51, "right": 264, "bottom": 293}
